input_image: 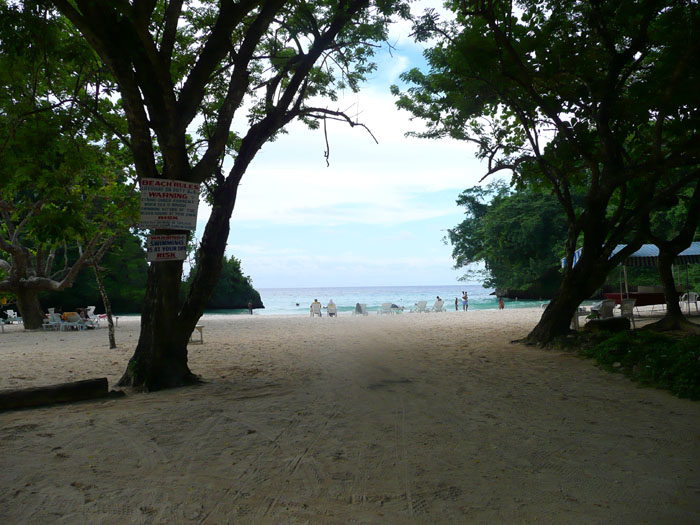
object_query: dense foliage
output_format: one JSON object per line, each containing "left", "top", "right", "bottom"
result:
{"left": 39, "top": 233, "right": 148, "bottom": 314}
{"left": 0, "top": 1, "right": 136, "bottom": 328}
{"left": 394, "top": 0, "right": 700, "bottom": 342}
{"left": 36, "top": 238, "right": 263, "bottom": 314}
{"left": 583, "top": 331, "right": 700, "bottom": 400}
{"left": 448, "top": 181, "right": 567, "bottom": 297}
{"left": 50, "top": 0, "right": 409, "bottom": 388}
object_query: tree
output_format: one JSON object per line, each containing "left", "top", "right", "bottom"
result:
{"left": 40, "top": 232, "right": 149, "bottom": 313}
{"left": 0, "top": 1, "right": 137, "bottom": 329}
{"left": 51, "top": 0, "right": 408, "bottom": 389}
{"left": 394, "top": 0, "right": 700, "bottom": 343}
{"left": 448, "top": 180, "right": 568, "bottom": 298}
{"left": 644, "top": 181, "right": 700, "bottom": 332}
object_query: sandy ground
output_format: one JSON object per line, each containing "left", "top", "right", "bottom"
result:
{"left": 1, "top": 308, "right": 699, "bottom": 524}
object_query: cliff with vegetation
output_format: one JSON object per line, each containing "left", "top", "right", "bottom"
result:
{"left": 185, "top": 255, "right": 264, "bottom": 311}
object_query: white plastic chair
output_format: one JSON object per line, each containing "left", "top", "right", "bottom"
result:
{"left": 620, "top": 298, "right": 636, "bottom": 329}
{"left": 327, "top": 303, "right": 338, "bottom": 317}
{"left": 352, "top": 304, "right": 368, "bottom": 316}
{"left": 428, "top": 300, "right": 445, "bottom": 312}
{"left": 378, "top": 303, "right": 393, "bottom": 315}
{"left": 410, "top": 301, "right": 428, "bottom": 313}
{"left": 591, "top": 300, "right": 616, "bottom": 319}
{"left": 42, "top": 313, "right": 64, "bottom": 331}
{"left": 85, "top": 306, "right": 100, "bottom": 328}
{"left": 5, "top": 309, "right": 22, "bottom": 324}
{"left": 61, "top": 312, "right": 86, "bottom": 331}
{"left": 679, "top": 292, "right": 698, "bottom": 313}
{"left": 310, "top": 302, "right": 322, "bottom": 317}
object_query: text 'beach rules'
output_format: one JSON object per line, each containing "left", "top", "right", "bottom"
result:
{"left": 139, "top": 178, "right": 200, "bottom": 262}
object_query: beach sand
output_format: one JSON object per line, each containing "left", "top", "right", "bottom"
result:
{"left": 1, "top": 309, "right": 699, "bottom": 523}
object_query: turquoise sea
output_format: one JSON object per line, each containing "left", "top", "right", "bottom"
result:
{"left": 207, "top": 284, "right": 546, "bottom": 316}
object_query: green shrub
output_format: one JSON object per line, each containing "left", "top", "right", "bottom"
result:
{"left": 585, "top": 331, "right": 700, "bottom": 400}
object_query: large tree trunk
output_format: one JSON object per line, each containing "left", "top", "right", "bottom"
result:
{"left": 15, "top": 286, "right": 45, "bottom": 329}
{"left": 526, "top": 287, "right": 582, "bottom": 344}
{"left": 525, "top": 253, "right": 617, "bottom": 345}
{"left": 117, "top": 259, "right": 197, "bottom": 390}
{"left": 643, "top": 250, "right": 700, "bottom": 333}
{"left": 118, "top": 181, "right": 238, "bottom": 391}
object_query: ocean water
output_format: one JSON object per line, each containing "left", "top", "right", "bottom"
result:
{"left": 206, "top": 284, "right": 547, "bottom": 316}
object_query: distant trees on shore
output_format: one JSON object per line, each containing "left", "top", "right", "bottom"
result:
{"left": 36, "top": 236, "right": 262, "bottom": 314}
{"left": 447, "top": 181, "right": 700, "bottom": 301}
{"left": 447, "top": 181, "right": 568, "bottom": 300}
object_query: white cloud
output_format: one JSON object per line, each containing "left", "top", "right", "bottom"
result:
{"left": 219, "top": 86, "right": 483, "bottom": 227}
{"left": 186, "top": 15, "right": 489, "bottom": 288}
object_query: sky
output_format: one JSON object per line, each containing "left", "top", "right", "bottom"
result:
{"left": 194, "top": 8, "right": 491, "bottom": 289}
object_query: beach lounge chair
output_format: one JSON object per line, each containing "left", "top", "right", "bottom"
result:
{"left": 680, "top": 292, "right": 698, "bottom": 313}
{"left": 61, "top": 312, "right": 86, "bottom": 331}
{"left": 42, "top": 313, "right": 64, "bottom": 331}
{"left": 378, "top": 303, "right": 393, "bottom": 315}
{"left": 327, "top": 303, "right": 338, "bottom": 317}
{"left": 5, "top": 309, "right": 22, "bottom": 324}
{"left": 310, "top": 302, "right": 322, "bottom": 317}
{"left": 410, "top": 301, "right": 428, "bottom": 313}
{"left": 427, "top": 300, "right": 445, "bottom": 312}
{"left": 620, "top": 298, "right": 636, "bottom": 329}
{"left": 85, "top": 306, "right": 100, "bottom": 328}
{"left": 352, "top": 304, "right": 368, "bottom": 316}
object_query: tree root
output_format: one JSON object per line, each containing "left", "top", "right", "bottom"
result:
{"left": 641, "top": 315, "right": 700, "bottom": 334}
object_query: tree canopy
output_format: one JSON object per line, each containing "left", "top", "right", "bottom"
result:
{"left": 394, "top": 0, "right": 700, "bottom": 342}
{"left": 49, "top": 0, "right": 409, "bottom": 389}
{"left": 39, "top": 232, "right": 148, "bottom": 314}
{"left": 448, "top": 181, "right": 567, "bottom": 298}
{"left": 0, "top": 1, "right": 137, "bottom": 328}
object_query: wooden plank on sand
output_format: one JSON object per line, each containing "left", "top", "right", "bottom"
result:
{"left": 0, "top": 378, "right": 110, "bottom": 411}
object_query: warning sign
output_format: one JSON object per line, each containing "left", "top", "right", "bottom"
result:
{"left": 139, "top": 178, "right": 200, "bottom": 230}
{"left": 146, "top": 234, "right": 188, "bottom": 262}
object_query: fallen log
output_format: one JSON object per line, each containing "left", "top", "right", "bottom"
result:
{"left": 0, "top": 378, "right": 113, "bottom": 411}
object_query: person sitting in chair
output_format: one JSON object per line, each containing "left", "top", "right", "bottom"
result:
{"left": 326, "top": 299, "right": 337, "bottom": 317}
{"left": 310, "top": 299, "right": 322, "bottom": 317}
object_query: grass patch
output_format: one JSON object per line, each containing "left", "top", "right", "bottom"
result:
{"left": 565, "top": 331, "right": 700, "bottom": 400}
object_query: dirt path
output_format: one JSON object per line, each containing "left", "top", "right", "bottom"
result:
{"left": 1, "top": 312, "right": 699, "bottom": 523}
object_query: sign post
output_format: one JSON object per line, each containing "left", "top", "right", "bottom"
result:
{"left": 146, "top": 234, "right": 189, "bottom": 262}
{"left": 139, "top": 178, "right": 200, "bottom": 230}
{"left": 139, "top": 178, "right": 200, "bottom": 262}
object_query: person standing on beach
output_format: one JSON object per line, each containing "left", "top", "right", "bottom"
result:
{"left": 499, "top": 297, "right": 505, "bottom": 310}
{"left": 455, "top": 297, "right": 459, "bottom": 311}
{"left": 247, "top": 300, "right": 253, "bottom": 315}
{"left": 462, "top": 291, "right": 469, "bottom": 311}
